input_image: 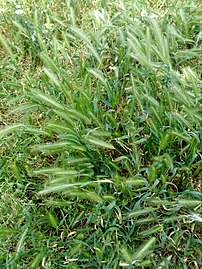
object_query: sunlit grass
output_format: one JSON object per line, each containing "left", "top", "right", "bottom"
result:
{"left": 0, "top": 0, "right": 201, "bottom": 268}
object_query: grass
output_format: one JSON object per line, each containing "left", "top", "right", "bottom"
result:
{"left": 0, "top": 0, "right": 201, "bottom": 268}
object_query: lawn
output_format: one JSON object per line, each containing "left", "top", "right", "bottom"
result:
{"left": 0, "top": 0, "right": 201, "bottom": 268}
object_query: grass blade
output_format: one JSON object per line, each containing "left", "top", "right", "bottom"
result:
{"left": 16, "top": 227, "right": 28, "bottom": 253}
{"left": 0, "top": 124, "right": 24, "bottom": 139}
{"left": 86, "top": 136, "right": 115, "bottom": 149}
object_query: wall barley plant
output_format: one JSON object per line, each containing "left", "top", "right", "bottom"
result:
{"left": 0, "top": 0, "right": 201, "bottom": 268}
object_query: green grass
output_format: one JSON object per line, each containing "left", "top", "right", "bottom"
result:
{"left": 0, "top": 0, "right": 201, "bottom": 268}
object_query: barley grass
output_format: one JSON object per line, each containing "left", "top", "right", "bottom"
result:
{"left": 0, "top": 0, "right": 201, "bottom": 268}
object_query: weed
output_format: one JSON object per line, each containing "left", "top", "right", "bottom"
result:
{"left": 0, "top": 0, "right": 201, "bottom": 268}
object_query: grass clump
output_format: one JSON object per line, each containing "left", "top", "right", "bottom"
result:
{"left": 0, "top": 0, "right": 201, "bottom": 268}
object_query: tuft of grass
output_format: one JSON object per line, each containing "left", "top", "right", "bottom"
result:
{"left": 0, "top": 0, "right": 201, "bottom": 268}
